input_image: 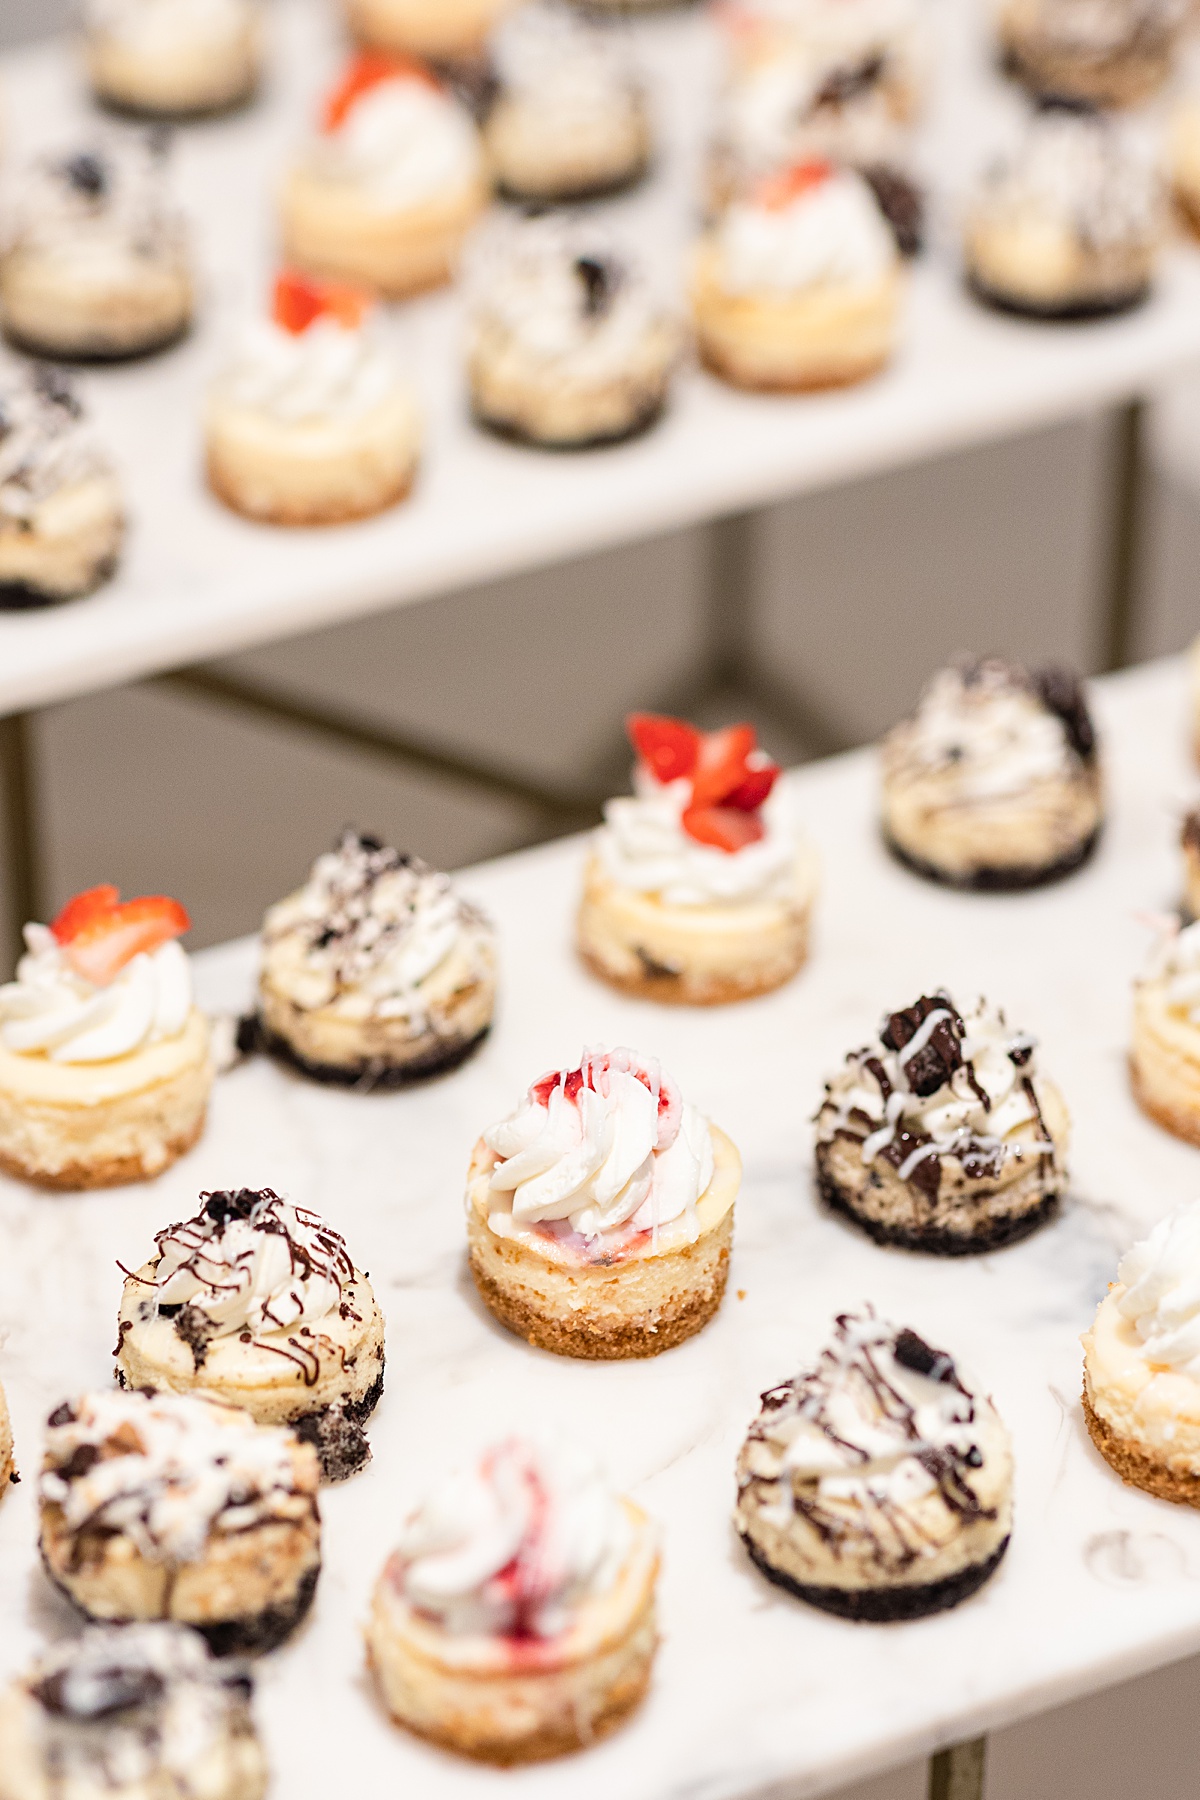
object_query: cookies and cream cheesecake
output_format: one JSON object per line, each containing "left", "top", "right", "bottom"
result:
{"left": 578, "top": 713, "right": 817, "bottom": 1003}
{"left": 815, "top": 991, "right": 1070, "bottom": 1253}
{"left": 248, "top": 829, "right": 495, "bottom": 1087}
{"left": 38, "top": 1389, "right": 321, "bottom": 1655}
{"left": 466, "top": 1045, "right": 740, "bottom": 1357}
{"left": 999, "top": 0, "right": 1187, "bottom": 108}
{"left": 881, "top": 656, "right": 1103, "bottom": 888}
{"left": 366, "top": 1436, "right": 659, "bottom": 1761}
{"left": 0, "top": 1624, "right": 267, "bottom": 1800}
{"left": 0, "top": 139, "right": 193, "bottom": 360}
{"left": 1083, "top": 1198, "right": 1200, "bottom": 1504}
{"left": 280, "top": 52, "right": 487, "bottom": 298}
{"left": 483, "top": 4, "right": 650, "bottom": 204}
{"left": 0, "top": 362, "right": 124, "bottom": 611}
{"left": 83, "top": 0, "right": 263, "bottom": 118}
{"left": 116, "top": 1186, "right": 385, "bottom": 1480}
{"left": 1129, "top": 919, "right": 1200, "bottom": 1146}
{"left": 690, "top": 159, "right": 901, "bottom": 392}
{"left": 736, "top": 1310, "right": 1013, "bottom": 1619}
{"left": 466, "top": 217, "right": 680, "bottom": 449}
{"left": 964, "top": 107, "right": 1162, "bottom": 321}
{"left": 0, "top": 885, "right": 212, "bottom": 1190}
{"left": 344, "top": 0, "right": 518, "bottom": 64}
{"left": 206, "top": 271, "right": 421, "bottom": 525}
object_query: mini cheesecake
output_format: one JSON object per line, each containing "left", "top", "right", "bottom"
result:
{"left": 467, "top": 218, "right": 680, "bottom": 449}
{"left": 0, "top": 1379, "right": 14, "bottom": 1494}
{"left": 83, "top": 0, "right": 263, "bottom": 119}
{"left": 1083, "top": 1199, "right": 1200, "bottom": 1504}
{"left": 816, "top": 991, "right": 1069, "bottom": 1254}
{"left": 1130, "top": 920, "right": 1200, "bottom": 1147}
{"left": 0, "top": 363, "right": 124, "bottom": 611}
{"left": 367, "top": 1437, "right": 658, "bottom": 1761}
{"left": 0, "top": 1623, "right": 267, "bottom": 1800}
{"left": 466, "top": 1046, "right": 739, "bottom": 1358}
{"left": 206, "top": 271, "right": 421, "bottom": 526}
{"left": 343, "top": 0, "right": 518, "bottom": 64}
{"left": 0, "top": 885, "right": 212, "bottom": 1191}
{"left": 38, "top": 1389, "right": 321, "bottom": 1655}
{"left": 999, "top": 0, "right": 1186, "bottom": 108}
{"left": 280, "top": 53, "right": 488, "bottom": 299}
{"left": 965, "top": 106, "right": 1162, "bottom": 321}
{"left": 0, "top": 141, "right": 192, "bottom": 360}
{"left": 737, "top": 1310, "right": 1013, "bottom": 1620}
{"left": 881, "top": 657, "right": 1102, "bottom": 888}
{"left": 247, "top": 830, "right": 495, "bottom": 1088}
{"left": 116, "top": 1186, "right": 385, "bottom": 1481}
{"left": 692, "top": 160, "right": 901, "bottom": 392}
{"left": 579, "top": 713, "right": 817, "bottom": 1005}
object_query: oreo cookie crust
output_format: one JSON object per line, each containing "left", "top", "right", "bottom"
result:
{"left": 470, "top": 394, "right": 666, "bottom": 453}
{"left": 246, "top": 1014, "right": 490, "bottom": 1090}
{"left": 817, "top": 1159, "right": 1062, "bottom": 1255}
{"left": 883, "top": 822, "right": 1101, "bottom": 890}
{"left": 966, "top": 275, "right": 1149, "bottom": 323}
{"left": 41, "top": 1553, "right": 320, "bottom": 1658}
{"left": 741, "top": 1531, "right": 1010, "bottom": 1621}
{"left": 291, "top": 1368, "right": 385, "bottom": 1482}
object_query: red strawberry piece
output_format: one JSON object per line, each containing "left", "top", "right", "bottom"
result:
{"left": 50, "top": 884, "right": 120, "bottom": 945}
{"left": 683, "top": 804, "right": 766, "bottom": 853}
{"left": 626, "top": 713, "right": 701, "bottom": 785}
{"left": 723, "top": 763, "right": 780, "bottom": 812}
{"left": 273, "top": 271, "right": 370, "bottom": 335}
{"left": 756, "top": 159, "right": 834, "bottom": 212}
{"left": 63, "top": 896, "right": 191, "bottom": 988}
{"left": 321, "top": 50, "right": 439, "bottom": 133}
{"left": 690, "top": 724, "right": 758, "bottom": 806}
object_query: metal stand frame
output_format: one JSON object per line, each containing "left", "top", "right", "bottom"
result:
{"left": 929, "top": 1737, "right": 987, "bottom": 1800}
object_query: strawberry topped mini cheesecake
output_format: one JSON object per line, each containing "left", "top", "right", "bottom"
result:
{"left": 0, "top": 885, "right": 212, "bottom": 1189}
{"left": 578, "top": 714, "right": 817, "bottom": 1004}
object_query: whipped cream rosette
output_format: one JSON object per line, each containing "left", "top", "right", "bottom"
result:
{"left": 815, "top": 990, "right": 1070, "bottom": 1253}
{"left": 250, "top": 829, "right": 495, "bottom": 1088}
{"left": 0, "top": 1623, "right": 268, "bottom": 1800}
{"left": 38, "top": 1388, "right": 321, "bottom": 1655}
{"left": 579, "top": 712, "right": 817, "bottom": 1004}
{"left": 999, "top": 0, "right": 1188, "bottom": 108}
{"left": 366, "top": 1436, "right": 659, "bottom": 1761}
{"left": 1129, "top": 918, "right": 1200, "bottom": 1147}
{"left": 736, "top": 1310, "right": 1013, "bottom": 1619}
{"left": 466, "top": 1045, "right": 740, "bottom": 1357}
{"left": 82, "top": 0, "right": 263, "bottom": 118}
{"left": 880, "top": 656, "right": 1103, "bottom": 887}
{"left": 0, "top": 884, "right": 211, "bottom": 1190}
{"left": 116, "top": 1186, "right": 385, "bottom": 1481}
{"left": 280, "top": 52, "right": 487, "bottom": 299}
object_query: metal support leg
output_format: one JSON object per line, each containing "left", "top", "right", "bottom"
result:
{"left": 1102, "top": 398, "right": 1145, "bottom": 674}
{"left": 929, "top": 1736, "right": 986, "bottom": 1800}
{"left": 0, "top": 712, "right": 39, "bottom": 978}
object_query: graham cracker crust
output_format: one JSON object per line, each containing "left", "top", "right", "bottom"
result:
{"left": 577, "top": 940, "right": 804, "bottom": 1007}
{"left": 468, "top": 1249, "right": 729, "bottom": 1359}
{"left": 1129, "top": 1057, "right": 1200, "bottom": 1149}
{"left": 0, "top": 1109, "right": 207, "bottom": 1193}
{"left": 882, "top": 823, "right": 1101, "bottom": 891}
{"left": 816, "top": 1156, "right": 1060, "bottom": 1256}
{"left": 1083, "top": 1390, "right": 1200, "bottom": 1507}
{"left": 207, "top": 460, "right": 415, "bottom": 527}
{"left": 741, "top": 1532, "right": 1010, "bottom": 1620}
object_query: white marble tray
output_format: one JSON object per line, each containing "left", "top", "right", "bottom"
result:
{"left": 3, "top": 656, "right": 1200, "bottom": 1798}
{"left": 4, "top": 1, "right": 1200, "bottom": 716}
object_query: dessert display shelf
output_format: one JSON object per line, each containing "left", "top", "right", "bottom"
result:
{"left": 3, "top": 2, "right": 1200, "bottom": 716}
{"left": 3, "top": 653, "right": 1200, "bottom": 1799}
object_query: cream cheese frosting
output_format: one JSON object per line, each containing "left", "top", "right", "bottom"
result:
{"left": 973, "top": 109, "right": 1161, "bottom": 253}
{"left": 213, "top": 315, "right": 404, "bottom": 424}
{"left": 1140, "top": 918, "right": 1200, "bottom": 1024}
{"left": 0, "top": 363, "right": 114, "bottom": 525}
{"left": 0, "top": 927, "right": 192, "bottom": 1064}
{"left": 716, "top": 168, "right": 895, "bottom": 292}
{"left": 390, "top": 1438, "right": 633, "bottom": 1639}
{"left": 598, "top": 767, "right": 797, "bottom": 905}
{"left": 311, "top": 76, "right": 482, "bottom": 208}
{"left": 83, "top": 0, "right": 256, "bottom": 50}
{"left": 9, "top": 139, "right": 188, "bottom": 272}
{"left": 492, "top": 3, "right": 641, "bottom": 122}
{"left": 1114, "top": 1199, "right": 1200, "bottom": 1375}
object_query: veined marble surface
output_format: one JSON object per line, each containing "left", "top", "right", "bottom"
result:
{"left": 2, "top": 658, "right": 1200, "bottom": 1799}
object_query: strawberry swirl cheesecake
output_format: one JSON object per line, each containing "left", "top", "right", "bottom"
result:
{"left": 38, "top": 1389, "right": 322, "bottom": 1655}
{"left": 205, "top": 272, "right": 421, "bottom": 526}
{"left": 366, "top": 1437, "right": 659, "bottom": 1761}
{"left": 0, "top": 363, "right": 124, "bottom": 611}
{"left": 247, "top": 830, "right": 495, "bottom": 1087}
{"left": 1129, "top": 919, "right": 1200, "bottom": 1146}
{"left": 0, "top": 885, "right": 212, "bottom": 1190}
{"left": 736, "top": 1310, "right": 1013, "bottom": 1620}
{"left": 578, "top": 713, "right": 817, "bottom": 1004}
{"left": 0, "top": 140, "right": 193, "bottom": 361}
{"left": 115, "top": 1186, "right": 385, "bottom": 1481}
{"left": 881, "top": 657, "right": 1103, "bottom": 888}
{"left": 999, "top": 0, "right": 1188, "bottom": 108}
{"left": 815, "top": 991, "right": 1070, "bottom": 1254}
{"left": 280, "top": 52, "right": 487, "bottom": 299}
{"left": 0, "top": 1624, "right": 267, "bottom": 1800}
{"left": 466, "top": 1045, "right": 740, "bottom": 1358}
{"left": 82, "top": 0, "right": 263, "bottom": 119}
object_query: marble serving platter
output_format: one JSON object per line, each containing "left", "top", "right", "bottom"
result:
{"left": 3, "top": 656, "right": 1200, "bottom": 1800}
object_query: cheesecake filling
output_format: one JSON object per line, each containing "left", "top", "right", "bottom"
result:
{"left": 491, "top": 3, "right": 642, "bottom": 134}
{"left": 0, "top": 365, "right": 116, "bottom": 529}
{"left": 715, "top": 164, "right": 895, "bottom": 294}
{"left": 0, "top": 931, "right": 192, "bottom": 1065}
{"left": 9, "top": 137, "right": 188, "bottom": 277}
{"left": 213, "top": 314, "right": 405, "bottom": 425}
{"left": 84, "top": 0, "right": 256, "bottom": 53}
{"left": 970, "top": 110, "right": 1161, "bottom": 258}
{"left": 311, "top": 73, "right": 481, "bottom": 208}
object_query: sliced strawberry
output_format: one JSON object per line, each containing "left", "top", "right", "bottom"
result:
{"left": 683, "top": 804, "right": 766, "bottom": 853}
{"left": 63, "top": 896, "right": 190, "bottom": 988}
{"left": 723, "top": 763, "right": 779, "bottom": 812}
{"left": 626, "top": 713, "right": 701, "bottom": 785}
{"left": 321, "top": 50, "right": 439, "bottom": 133}
{"left": 50, "top": 884, "right": 120, "bottom": 945}
{"left": 756, "top": 159, "right": 834, "bottom": 212}
{"left": 691, "top": 724, "right": 757, "bottom": 806}
{"left": 273, "top": 271, "right": 370, "bottom": 335}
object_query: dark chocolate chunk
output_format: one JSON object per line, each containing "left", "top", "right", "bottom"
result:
{"left": 202, "top": 1187, "right": 271, "bottom": 1226}
{"left": 63, "top": 152, "right": 107, "bottom": 197}
{"left": 575, "top": 255, "right": 620, "bottom": 319}
{"left": 893, "top": 1327, "right": 957, "bottom": 1383}
{"left": 58, "top": 1443, "right": 100, "bottom": 1482}
{"left": 880, "top": 994, "right": 964, "bottom": 1096}
{"left": 814, "top": 53, "right": 885, "bottom": 106}
{"left": 32, "top": 363, "right": 82, "bottom": 417}
{"left": 47, "top": 1403, "right": 76, "bottom": 1428}
{"left": 34, "top": 1664, "right": 164, "bottom": 1719}
{"left": 1034, "top": 665, "right": 1096, "bottom": 762}
{"left": 157, "top": 1303, "right": 182, "bottom": 1319}
{"left": 861, "top": 164, "right": 924, "bottom": 257}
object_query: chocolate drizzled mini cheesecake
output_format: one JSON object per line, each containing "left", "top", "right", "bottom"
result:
{"left": 115, "top": 1187, "right": 385, "bottom": 1481}
{"left": 736, "top": 1310, "right": 1013, "bottom": 1620}
{"left": 0, "top": 1623, "right": 267, "bottom": 1800}
{"left": 248, "top": 830, "right": 495, "bottom": 1088}
{"left": 38, "top": 1389, "right": 321, "bottom": 1655}
{"left": 815, "top": 991, "right": 1069, "bottom": 1254}
{"left": 881, "top": 657, "right": 1102, "bottom": 888}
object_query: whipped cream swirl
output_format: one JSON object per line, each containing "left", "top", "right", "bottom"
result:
{"left": 215, "top": 316, "right": 404, "bottom": 424}
{"left": 12, "top": 138, "right": 187, "bottom": 267}
{"left": 716, "top": 169, "right": 894, "bottom": 292}
{"left": 84, "top": 0, "right": 256, "bottom": 50}
{"left": 312, "top": 77, "right": 481, "bottom": 208}
{"left": 483, "top": 1046, "right": 714, "bottom": 1246}
{"left": 492, "top": 3, "right": 640, "bottom": 118}
{"left": 975, "top": 111, "right": 1161, "bottom": 252}
{"left": 392, "top": 1438, "right": 633, "bottom": 1638}
{"left": 1144, "top": 919, "right": 1200, "bottom": 1024}
{"left": 724, "top": 0, "right": 917, "bottom": 58}
{"left": 598, "top": 765, "right": 796, "bottom": 905}
{"left": 0, "top": 363, "right": 112, "bottom": 524}
{"left": 1115, "top": 1199, "right": 1200, "bottom": 1376}
{"left": 41, "top": 1389, "right": 306, "bottom": 1564}
{"left": 0, "top": 924, "right": 191, "bottom": 1063}
{"left": 717, "top": 50, "right": 905, "bottom": 178}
